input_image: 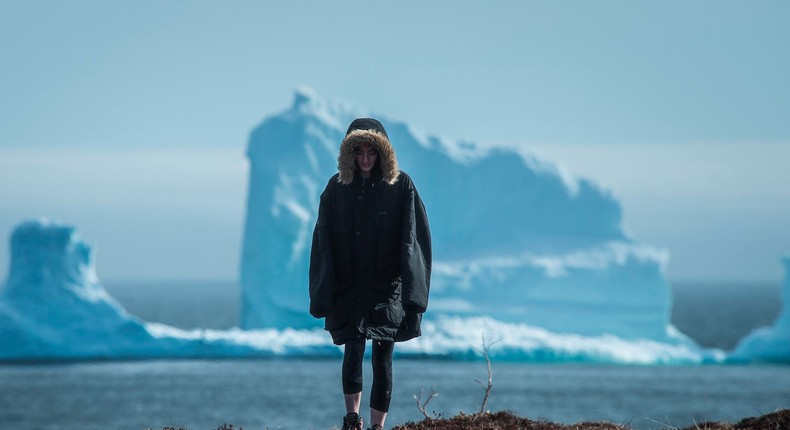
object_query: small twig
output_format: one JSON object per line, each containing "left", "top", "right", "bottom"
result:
{"left": 412, "top": 386, "right": 439, "bottom": 419}
{"left": 473, "top": 333, "right": 500, "bottom": 415}
{"left": 642, "top": 417, "right": 678, "bottom": 430}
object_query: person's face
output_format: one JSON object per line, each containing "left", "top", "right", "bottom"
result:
{"left": 355, "top": 143, "right": 378, "bottom": 176}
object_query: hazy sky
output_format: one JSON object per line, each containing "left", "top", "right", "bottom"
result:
{"left": 1, "top": 1, "right": 788, "bottom": 283}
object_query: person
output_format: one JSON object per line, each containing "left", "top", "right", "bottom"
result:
{"left": 309, "top": 118, "right": 432, "bottom": 430}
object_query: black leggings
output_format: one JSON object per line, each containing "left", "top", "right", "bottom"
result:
{"left": 342, "top": 339, "right": 394, "bottom": 412}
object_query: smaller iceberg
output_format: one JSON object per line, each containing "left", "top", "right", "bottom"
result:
{"left": 0, "top": 220, "right": 156, "bottom": 359}
{"left": 0, "top": 220, "right": 336, "bottom": 360}
{"left": 729, "top": 256, "right": 790, "bottom": 363}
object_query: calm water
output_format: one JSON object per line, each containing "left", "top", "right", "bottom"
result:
{"left": 1, "top": 359, "right": 788, "bottom": 430}
{"left": 670, "top": 281, "right": 782, "bottom": 350}
{"left": 0, "top": 280, "right": 787, "bottom": 430}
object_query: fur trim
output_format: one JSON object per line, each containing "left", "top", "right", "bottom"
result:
{"left": 337, "top": 129, "right": 400, "bottom": 185}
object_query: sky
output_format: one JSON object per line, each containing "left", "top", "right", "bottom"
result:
{"left": 1, "top": 1, "right": 788, "bottom": 283}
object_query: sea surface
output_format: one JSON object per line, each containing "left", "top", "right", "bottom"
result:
{"left": 1, "top": 280, "right": 788, "bottom": 430}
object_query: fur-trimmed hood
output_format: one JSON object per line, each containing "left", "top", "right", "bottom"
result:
{"left": 337, "top": 119, "right": 399, "bottom": 185}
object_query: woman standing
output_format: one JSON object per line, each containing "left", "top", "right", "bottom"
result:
{"left": 309, "top": 118, "right": 432, "bottom": 430}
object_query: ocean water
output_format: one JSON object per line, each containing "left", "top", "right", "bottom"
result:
{"left": 0, "top": 280, "right": 787, "bottom": 430}
{"left": 670, "top": 281, "right": 782, "bottom": 350}
{"left": 2, "top": 359, "right": 788, "bottom": 430}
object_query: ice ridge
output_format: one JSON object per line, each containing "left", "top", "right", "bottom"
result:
{"left": 0, "top": 220, "right": 725, "bottom": 363}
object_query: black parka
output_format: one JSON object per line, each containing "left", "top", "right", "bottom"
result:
{"left": 308, "top": 120, "right": 431, "bottom": 345}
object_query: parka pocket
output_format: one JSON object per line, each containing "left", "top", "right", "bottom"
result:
{"left": 370, "top": 277, "right": 404, "bottom": 327}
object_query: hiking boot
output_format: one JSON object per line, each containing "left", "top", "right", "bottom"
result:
{"left": 367, "top": 425, "right": 384, "bottom": 430}
{"left": 342, "top": 412, "right": 363, "bottom": 430}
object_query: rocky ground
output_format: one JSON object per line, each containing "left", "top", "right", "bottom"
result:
{"left": 154, "top": 409, "right": 789, "bottom": 430}
{"left": 390, "top": 409, "right": 790, "bottom": 430}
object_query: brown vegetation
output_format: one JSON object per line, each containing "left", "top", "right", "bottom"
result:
{"left": 146, "top": 409, "right": 788, "bottom": 430}
{"left": 391, "top": 409, "right": 790, "bottom": 430}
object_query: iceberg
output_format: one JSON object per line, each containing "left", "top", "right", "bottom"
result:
{"left": 0, "top": 220, "right": 723, "bottom": 363}
{"left": 0, "top": 220, "right": 337, "bottom": 360}
{"left": 240, "top": 89, "right": 686, "bottom": 343}
{"left": 0, "top": 220, "right": 155, "bottom": 359}
{"left": 729, "top": 257, "right": 790, "bottom": 363}
{"left": 0, "top": 89, "right": 734, "bottom": 363}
